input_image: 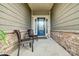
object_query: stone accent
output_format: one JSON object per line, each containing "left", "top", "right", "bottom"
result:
{"left": 0, "top": 33, "right": 18, "bottom": 54}
{"left": 0, "top": 31, "right": 27, "bottom": 55}
{"left": 51, "top": 31, "right": 79, "bottom": 56}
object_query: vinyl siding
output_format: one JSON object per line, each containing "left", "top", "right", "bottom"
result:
{"left": 51, "top": 3, "right": 79, "bottom": 32}
{"left": 0, "top": 3, "right": 31, "bottom": 32}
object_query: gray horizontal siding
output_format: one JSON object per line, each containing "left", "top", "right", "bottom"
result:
{"left": 51, "top": 3, "right": 79, "bottom": 32}
{"left": 0, "top": 3, "right": 31, "bottom": 31}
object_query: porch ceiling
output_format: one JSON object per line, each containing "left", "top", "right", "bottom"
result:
{"left": 28, "top": 3, "right": 53, "bottom": 12}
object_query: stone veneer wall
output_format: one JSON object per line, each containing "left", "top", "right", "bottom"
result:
{"left": 0, "top": 31, "right": 27, "bottom": 55}
{"left": 51, "top": 3, "right": 79, "bottom": 56}
{"left": 0, "top": 33, "right": 18, "bottom": 54}
{"left": 51, "top": 31, "right": 79, "bottom": 56}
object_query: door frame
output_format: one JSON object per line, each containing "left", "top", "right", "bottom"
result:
{"left": 37, "top": 17, "right": 45, "bottom": 36}
{"left": 31, "top": 15, "right": 50, "bottom": 37}
{"left": 35, "top": 17, "right": 47, "bottom": 36}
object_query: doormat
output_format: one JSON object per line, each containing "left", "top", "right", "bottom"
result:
{"left": 38, "top": 37, "right": 47, "bottom": 39}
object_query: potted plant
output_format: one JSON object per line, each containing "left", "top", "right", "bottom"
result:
{"left": 0, "top": 30, "right": 9, "bottom": 56}
{"left": 0, "top": 30, "right": 7, "bottom": 45}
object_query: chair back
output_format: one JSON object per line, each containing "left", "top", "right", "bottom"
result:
{"left": 27, "top": 29, "right": 34, "bottom": 37}
{"left": 14, "top": 30, "right": 21, "bottom": 56}
{"left": 14, "top": 30, "right": 21, "bottom": 42}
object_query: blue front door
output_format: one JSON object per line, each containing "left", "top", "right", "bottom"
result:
{"left": 37, "top": 18, "right": 45, "bottom": 36}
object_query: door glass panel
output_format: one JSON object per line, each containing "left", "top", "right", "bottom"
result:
{"left": 39, "top": 19, "right": 44, "bottom": 30}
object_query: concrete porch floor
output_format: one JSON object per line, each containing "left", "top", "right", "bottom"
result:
{"left": 11, "top": 38, "right": 71, "bottom": 56}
